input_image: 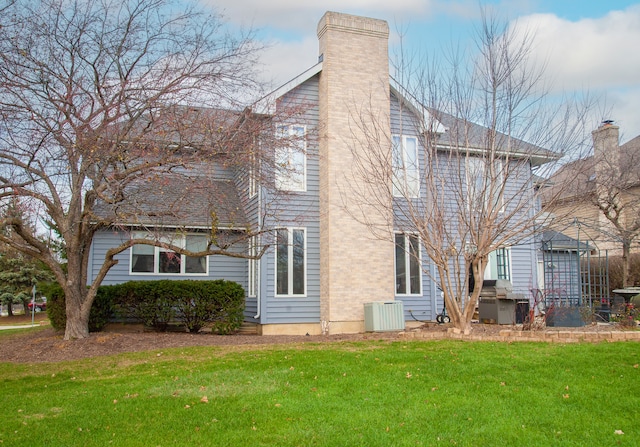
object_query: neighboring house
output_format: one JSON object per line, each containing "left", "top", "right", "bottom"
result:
{"left": 89, "top": 11, "right": 549, "bottom": 334}
{"left": 543, "top": 122, "right": 640, "bottom": 256}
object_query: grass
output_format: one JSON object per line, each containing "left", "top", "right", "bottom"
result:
{"left": 1, "top": 339, "right": 639, "bottom": 446}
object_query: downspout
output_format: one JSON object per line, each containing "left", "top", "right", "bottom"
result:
{"left": 253, "top": 228, "right": 261, "bottom": 319}
{"left": 254, "top": 141, "right": 263, "bottom": 320}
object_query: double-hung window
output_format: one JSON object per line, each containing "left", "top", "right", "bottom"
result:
{"left": 275, "top": 125, "right": 306, "bottom": 191}
{"left": 392, "top": 135, "right": 420, "bottom": 198}
{"left": 466, "top": 157, "right": 486, "bottom": 213}
{"left": 465, "top": 157, "right": 505, "bottom": 214}
{"left": 130, "top": 232, "right": 208, "bottom": 275}
{"left": 395, "top": 233, "right": 422, "bottom": 295}
{"left": 276, "top": 228, "right": 306, "bottom": 296}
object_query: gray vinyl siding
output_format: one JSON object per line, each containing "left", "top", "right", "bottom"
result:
{"left": 259, "top": 74, "right": 321, "bottom": 324}
{"left": 389, "top": 92, "right": 540, "bottom": 320}
{"left": 89, "top": 230, "right": 248, "bottom": 291}
{"left": 390, "top": 92, "right": 422, "bottom": 137}
{"left": 509, "top": 241, "right": 537, "bottom": 295}
{"left": 232, "top": 135, "right": 260, "bottom": 321}
{"left": 390, "top": 93, "right": 436, "bottom": 320}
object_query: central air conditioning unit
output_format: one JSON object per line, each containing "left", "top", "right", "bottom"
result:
{"left": 364, "top": 301, "right": 405, "bottom": 332}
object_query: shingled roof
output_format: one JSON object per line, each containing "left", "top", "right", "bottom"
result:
{"left": 429, "top": 109, "right": 557, "bottom": 167}
{"left": 94, "top": 174, "right": 247, "bottom": 229}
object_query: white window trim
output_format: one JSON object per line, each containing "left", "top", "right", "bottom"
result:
{"left": 485, "top": 246, "right": 512, "bottom": 281}
{"left": 466, "top": 157, "right": 505, "bottom": 214}
{"left": 394, "top": 233, "right": 423, "bottom": 296}
{"left": 129, "top": 232, "right": 209, "bottom": 276}
{"left": 275, "top": 124, "right": 307, "bottom": 192}
{"left": 274, "top": 227, "right": 307, "bottom": 297}
{"left": 392, "top": 135, "right": 420, "bottom": 198}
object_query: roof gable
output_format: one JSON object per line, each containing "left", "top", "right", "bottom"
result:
{"left": 255, "top": 62, "right": 323, "bottom": 114}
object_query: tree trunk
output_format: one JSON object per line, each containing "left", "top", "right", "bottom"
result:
{"left": 64, "top": 313, "right": 90, "bottom": 339}
{"left": 63, "top": 285, "right": 91, "bottom": 340}
{"left": 622, "top": 240, "right": 631, "bottom": 289}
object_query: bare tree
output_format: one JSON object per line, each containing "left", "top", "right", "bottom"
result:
{"left": 545, "top": 124, "right": 640, "bottom": 288}
{"left": 0, "top": 0, "right": 299, "bottom": 339}
{"left": 346, "top": 13, "right": 591, "bottom": 333}
{"left": 593, "top": 141, "right": 640, "bottom": 288}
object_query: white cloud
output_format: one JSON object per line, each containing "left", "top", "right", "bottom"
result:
{"left": 257, "top": 36, "right": 319, "bottom": 89}
{"left": 508, "top": 5, "right": 640, "bottom": 140}
{"left": 605, "top": 87, "right": 640, "bottom": 142}
{"left": 512, "top": 6, "right": 640, "bottom": 92}
{"left": 199, "top": 0, "right": 640, "bottom": 139}
{"left": 201, "top": 0, "right": 433, "bottom": 31}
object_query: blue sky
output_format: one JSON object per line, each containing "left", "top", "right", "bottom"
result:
{"left": 200, "top": 0, "right": 640, "bottom": 142}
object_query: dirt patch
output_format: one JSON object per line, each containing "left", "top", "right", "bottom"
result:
{"left": 0, "top": 327, "right": 404, "bottom": 363}
{"left": 0, "top": 315, "right": 629, "bottom": 364}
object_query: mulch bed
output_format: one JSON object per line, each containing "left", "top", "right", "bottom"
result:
{"left": 0, "top": 314, "right": 629, "bottom": 364}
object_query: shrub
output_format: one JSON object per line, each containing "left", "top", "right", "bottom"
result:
{"left": 42, "top": 280, "right": 245, "bottom": 334}
{"left": 608, "top": 254, "right": 640, "bottom": 291}
{"left": 41, "top": 282, "right": 114, "bottom": 332}
{"left": 112, "top": 281, "right": 175, "bottom": 331}
{"left": 173, "top": 281, "right": 214, "bottom": 333}
{"left": 111, "top": 280, "right": 245, "bottom": 334}
{"left": 611, "top": 302, "right": 638, "bottom": 328}
{"left": 41, "top": 282, "right": 66, "bottom": 331}
{"left": 208, "top": 280, "right": 245, "bottom": 334}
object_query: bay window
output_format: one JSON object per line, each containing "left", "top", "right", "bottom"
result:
{"left": 130, "top": 232, "right": 208, "bottom": 275}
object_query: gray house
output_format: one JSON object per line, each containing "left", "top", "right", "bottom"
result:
{"left": 89, "top": 11, "right": 548, "bottom": 334}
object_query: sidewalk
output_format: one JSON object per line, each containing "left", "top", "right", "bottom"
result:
{"left": 0, "top": 324, "right": 42, "bottom": 330}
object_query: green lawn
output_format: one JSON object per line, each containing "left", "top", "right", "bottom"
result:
{"left": 1, "top": 339, "right": 639, "bottom": 446}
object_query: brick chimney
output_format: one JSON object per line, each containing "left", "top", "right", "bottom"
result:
{"left": 316, "top": 12, "right": 395, "bottom": 334}
{"left": 592, "top": 120, "right": 620, "bottom": 177}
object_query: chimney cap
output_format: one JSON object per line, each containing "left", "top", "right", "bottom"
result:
{"left": 602, "top": 120, "right": 615, "bottom": 126}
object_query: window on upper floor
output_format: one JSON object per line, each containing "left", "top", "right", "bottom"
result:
{"left": 275, "top": 228, "right": 306, "bottom": 296}
{"left": 465, "top": 157, "right": 504, "bottom": 214}
{"left": 130, "top": 232, "right": 208, "bottom": 275}
{"left": 395, "top": 233, "right": 422, "bottom": 295}
{"left": 392, "top": 135, "right": 420, "bottom": 198}
{"left": 275, "top": 125, "right": 306, "bottom": 192}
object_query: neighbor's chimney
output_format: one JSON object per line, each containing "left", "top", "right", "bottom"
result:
{"left": 592, "top": 120, "right": 620, "bottom": 175}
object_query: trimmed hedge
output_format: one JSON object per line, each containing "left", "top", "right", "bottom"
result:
{"left": 40, "top": 282, "right": 114, "bottom": 332}
{"left": 113, "top": 280, "right": 245, "bottom": 334}
{"left": 43, "top": 280, "right": 245, "bottom": 334}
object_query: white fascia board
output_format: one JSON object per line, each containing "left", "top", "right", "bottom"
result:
{"left": 254, "top": 62, "right": 323, "bottom": 115}
{"left": 435, "top": 142, "right": 559, "bottom": 166}
{"left": 389, "top": 79, "right": 447, "bottom": 135}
